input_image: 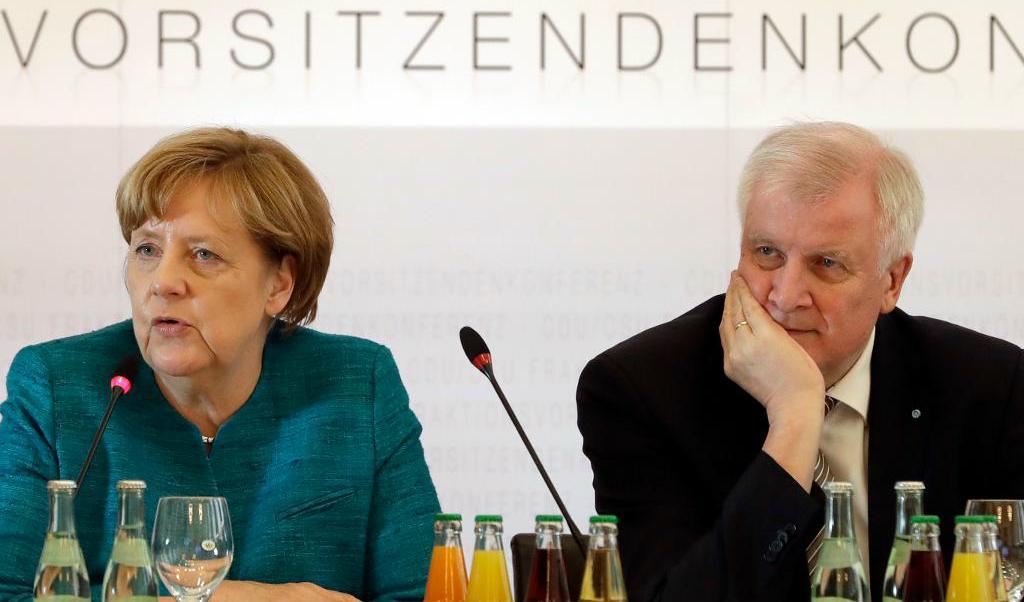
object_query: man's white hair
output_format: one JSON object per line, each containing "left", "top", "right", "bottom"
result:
{"left": 737, "top": 122, "right": 924, "bottom": 270}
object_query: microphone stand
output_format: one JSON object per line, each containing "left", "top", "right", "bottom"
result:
{"left": 479, "top": 364, "right": 587, "bottom": 558}
{"left": 74, "top": 385, "right": 127, "bottom": 496}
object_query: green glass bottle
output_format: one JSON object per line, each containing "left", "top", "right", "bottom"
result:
{"left": 33, "top": 480, "right": 90, "bottom": 601}
{"left": 811, "top": 481, "right": 869, "bottom": 602}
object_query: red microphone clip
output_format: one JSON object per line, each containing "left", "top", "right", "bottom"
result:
{"left": 471, "top": 353, "right": 492, "bottom": 372}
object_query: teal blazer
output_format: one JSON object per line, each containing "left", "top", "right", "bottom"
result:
{"left": 0, "top": 321, "right": 440, "bottom": 601}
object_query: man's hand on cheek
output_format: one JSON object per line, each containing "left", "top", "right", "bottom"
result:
{"left": 720, "top": 271, "right": 827, "bottom": 491}
{"left": 719, "top": 271, "right": 825, "bottom": 425}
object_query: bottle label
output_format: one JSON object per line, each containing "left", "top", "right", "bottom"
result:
{"left": 817, "top": 538, "right": 866, "bottom": 570}
{"left": 38, "top": 537, "right": 86, "bottom": 568}
{"left": 887, "top": 538, "right": 911, "bottom": 565}
{"left": 110, "top": 538, "right": 154, "bottom": 566}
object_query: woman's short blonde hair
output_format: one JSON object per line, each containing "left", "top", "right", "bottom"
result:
{"left": 737, "top": 121, "right": 924, "bottom": 270}
{"left": 116, "top": 127, "right": 334, "bottom": 329}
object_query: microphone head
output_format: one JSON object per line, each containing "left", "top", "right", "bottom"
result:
{"left": 109, "top": 354, "right": 140, "bottom": 395}
{"left": 459, "top": 326, "right": 492, "bottom": 373}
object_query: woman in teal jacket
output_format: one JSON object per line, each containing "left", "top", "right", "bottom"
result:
{"left": 0, "top": 128, "right": 440, "bottom": 601}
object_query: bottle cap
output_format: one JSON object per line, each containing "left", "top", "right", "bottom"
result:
{"left": 47, "top": 480, "right": 77, "bottom": 491}
{"left": 435, "top": 513, "right": 462, "bottom": 521}
{"left": 910, "top": 515, "right": 940, "bottom": 524}
{"left": 535, "top": 514, "right": 564, "bottom": 523}
{"left": 590, "top": 515, "right": 619, "bottom": 524}
{"left": 955, "top": 515, "right": 990, "bottom": 523}
{"left": 824, "top": 481, "right": 853, "bottom": 493}
{"left": 475, "top": 515, "right": 503, "bottom": 522}
{"left": 116, "top": 480, "right": 147, "bottom": 490}
{"left": 894, "top": 481, "right": 926, "bottom": 491}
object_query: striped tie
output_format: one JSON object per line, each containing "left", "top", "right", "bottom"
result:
{"left": 807, "top": 395, "right": 840, "bottom": 573}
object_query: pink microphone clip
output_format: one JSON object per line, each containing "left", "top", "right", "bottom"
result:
{"left": 110, "top": 376, "right": 132, "bottom": 395}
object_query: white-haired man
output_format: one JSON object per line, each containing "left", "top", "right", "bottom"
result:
{"left": 577, "top": 122, "right": 1024, "bottom": 602}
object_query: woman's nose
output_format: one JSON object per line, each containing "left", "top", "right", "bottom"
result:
{"left": 150, "top": 257, "right": 188, "bottom": 298}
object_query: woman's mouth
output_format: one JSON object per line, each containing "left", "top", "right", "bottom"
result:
{"left": 152, "top": 317, "right": 191, "bottom": 336}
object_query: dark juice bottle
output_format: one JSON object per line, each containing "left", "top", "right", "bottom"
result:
{"left": 524, "top": 515, "right": 570, "bottom": 602}
{"left": 902, "top": 515, "right": 946, "bottom": 602}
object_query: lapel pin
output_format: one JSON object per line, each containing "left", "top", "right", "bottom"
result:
{"left": 911, "top": 409, "right": 922, "bottom": 419}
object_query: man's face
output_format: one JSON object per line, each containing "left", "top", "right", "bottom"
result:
{"left": 737, "top": 177, "right": 909, "bottom": 386}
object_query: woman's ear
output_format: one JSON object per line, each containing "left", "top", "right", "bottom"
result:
{"left": 266, "top": 255, "right": 296, "bottom": 317}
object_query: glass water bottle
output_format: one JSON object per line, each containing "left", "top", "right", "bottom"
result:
{"left": 883, "top": 481, "right": 926, "bottom": 601}
{"left": 811, "top": 481, "right": 869, "bottom": 601}
{"left": 102, "top": 480, "right": 158, "bottom": 601}
{"left": 33, "top": 480, "right": 90, "bottom": 600}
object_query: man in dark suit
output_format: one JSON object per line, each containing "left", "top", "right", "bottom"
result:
{"left": 577, "top": 122, "right": 1024, "bottom": 602}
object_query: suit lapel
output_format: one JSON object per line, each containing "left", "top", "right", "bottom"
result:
{"left": 866, "top": 311, "right": 931, "bottom": 599}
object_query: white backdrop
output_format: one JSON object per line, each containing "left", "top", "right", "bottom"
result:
{"left": 3, "top": 0, "right": 1024, "bottom": 563}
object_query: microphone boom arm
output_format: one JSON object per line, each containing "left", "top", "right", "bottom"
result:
{"left": 74, "top": 387, "right": 125, "bottom": 496}
{"left": 481, "top": 365, "right": 587, "bottom": 557}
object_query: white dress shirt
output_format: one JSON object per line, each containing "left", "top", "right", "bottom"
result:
{"left": 821, "top": 327, "right": 875, "bottom": 589}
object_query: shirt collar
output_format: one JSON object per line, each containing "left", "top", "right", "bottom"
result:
{"left": 826, "top": 327, "right": 875, "bottom": 421}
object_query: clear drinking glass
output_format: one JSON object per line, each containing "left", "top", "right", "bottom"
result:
{"left": 966, "top": 499, "right": 1024, "bottom": 601}
{"left": 151, "top": 497, "right": 234, "bottom": 602}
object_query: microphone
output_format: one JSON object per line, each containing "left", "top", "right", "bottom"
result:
{"left": 459, "top": 326, "right": 586, "bottom": 556}
{"left": 74, "top": 354, "right": 140, "bottom": 495}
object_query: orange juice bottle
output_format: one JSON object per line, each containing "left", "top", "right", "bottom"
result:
{"left": 424, "top": 513, "right": 468, "bottom": 602}
{"left": 946, "top": 516, "right": 997, "bottom": 602}
{"left": 466, "top": 515, "right": 513, "bottom": 602}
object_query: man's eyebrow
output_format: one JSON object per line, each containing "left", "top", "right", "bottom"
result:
{"left": 813, "top": 249, "right": 853, "bottom": 261}
{"left": 744, "top": 234, "right": 775, "bottom": 246}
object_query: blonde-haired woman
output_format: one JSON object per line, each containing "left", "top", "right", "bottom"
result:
{"left": 0, "top": 128, "right": 439, "bottom": 601}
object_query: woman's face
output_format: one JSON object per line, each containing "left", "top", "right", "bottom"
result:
{"left": 126, "top": 180, "right": 294, "bottom": 380}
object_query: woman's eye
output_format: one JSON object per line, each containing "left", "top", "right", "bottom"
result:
{"left": 135, "top": 244, "right": 156, "bottom": 257}
{"left": 194, "top": 248, "right": 219, "bottom": 262}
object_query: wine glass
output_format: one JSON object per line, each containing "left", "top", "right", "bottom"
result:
{"left": 152, "top": 497, "right": 234, "bottom": 602}
{"left": 966, "top": 499, "right": 1024, "bottom": 601}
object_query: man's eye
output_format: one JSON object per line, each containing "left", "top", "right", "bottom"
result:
{"left": 757, "top": 246, "right": 776, "bottom": 256}
{"left": 821, "top": 257, "right": 838, "bottom": 268}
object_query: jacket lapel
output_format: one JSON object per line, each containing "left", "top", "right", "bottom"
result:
{"left": 866, "top": 310, "right": 931, "bottom": 599}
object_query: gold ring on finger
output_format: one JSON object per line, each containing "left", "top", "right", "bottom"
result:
{"left": 734, "top": 320, "right": 749, "bottom": 330}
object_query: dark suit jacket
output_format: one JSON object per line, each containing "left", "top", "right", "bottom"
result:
{"left": 577, "top": 294, "right": 1024, "bottom": 602}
